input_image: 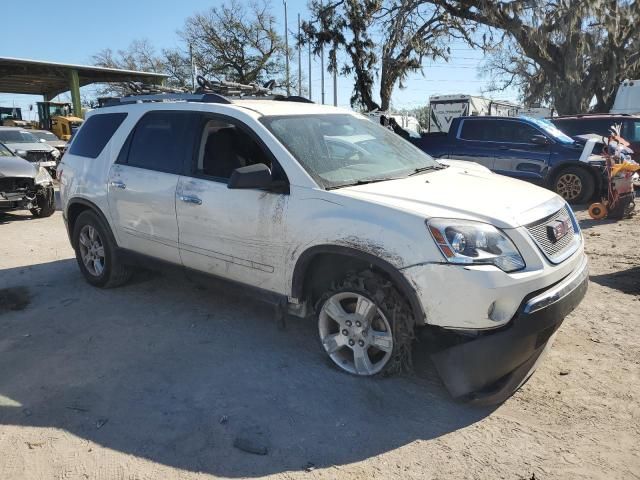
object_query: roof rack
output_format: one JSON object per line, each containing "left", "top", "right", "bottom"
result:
{"left": 99, "top": 75, "right": 314, "bottom": 108}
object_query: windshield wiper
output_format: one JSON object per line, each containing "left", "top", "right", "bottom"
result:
{"left": 407, "top": 163, "right": 448, "bottom": 176}
{"left": 327, "top": 176, "right": 403, "bottom": 190}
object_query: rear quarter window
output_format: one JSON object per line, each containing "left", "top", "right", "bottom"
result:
{"left": 69, "top": 113, "right": 128, "bottom": 158}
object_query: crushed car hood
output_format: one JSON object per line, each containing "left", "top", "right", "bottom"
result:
{"left": 335, "top": 161, "right": 562, "bottom": 229}
{"left": 3, "top": 142, "right": 54, "bottom": 153}
{"left": 0, "top": 155, "right": 38, "bottom": 178}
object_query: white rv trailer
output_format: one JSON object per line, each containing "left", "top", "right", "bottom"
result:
{"left": 428, "top": 94, "right": 522, "bottom": 133}
{"left": 611, "top": 79, "right": 640, "bottom": 115}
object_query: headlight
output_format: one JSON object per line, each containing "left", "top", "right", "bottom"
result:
{"left": 427, "top": 219, "right": 525, "bottom": 272}
{"left": 34, "top": 166, "right": 53, "bottom": 185}
{"left": 50, "top": 149, "right": 60, "bottom": 159}
{"left": 15, "top": 149, "right": 27, "bottom": 158}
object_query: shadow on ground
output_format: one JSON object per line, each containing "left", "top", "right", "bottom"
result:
{"left": 0, "top": 258, "right": 493, "bottom": 477}
{"left": 590, "top": 266, "right": 640, "bottom": 295}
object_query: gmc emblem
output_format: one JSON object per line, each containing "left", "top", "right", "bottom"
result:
{"left": 546, "top": 217, "right": 571, "bottom": 243}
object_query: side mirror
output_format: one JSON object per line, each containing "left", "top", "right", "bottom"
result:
{"left": 531, "top": 135, "right": 551, "bottom": 145}
{"left": 228, "top": 163, "right": 273, "bottom": 189}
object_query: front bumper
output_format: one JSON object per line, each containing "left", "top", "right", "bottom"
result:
{"left": 429, "top": 254, "right": 588, "bottom": 404}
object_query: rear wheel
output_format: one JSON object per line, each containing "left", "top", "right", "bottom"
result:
{"left": 72, "top": 210, "right": 132, "bottom": 288}
{"left": 552, "top": 167, "right": 595, "bottom": 203}
{"left": 316, "top": 270, "right": 414, "bottom": 376}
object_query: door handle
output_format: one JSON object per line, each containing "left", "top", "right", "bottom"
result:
{"left": 109, "top": 181, "right": 126, "bottom": 189}
{"left": 179, "top": 194, "right": 202, "bottom": 205}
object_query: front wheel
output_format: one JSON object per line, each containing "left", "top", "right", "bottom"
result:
{"left": 552, "top": 167, "right": 595, "bottom": 204}
{"left": 316, "top": 270, "right": 414, "bottom": 376}
{"left": 30, "top": 186, "right": 56, "bottom": 218}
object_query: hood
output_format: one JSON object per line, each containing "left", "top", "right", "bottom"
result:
{"left": 334, "top": 162, "right": 562, "bottom": 229}
{"left": 3, "top": 142, "right": 54, "bottom": 153}
{"left": 44, "top": 140, "right": 67, "bottom": 149}
{"left": 0, "top": 155, "right": 38, "bottom": 178}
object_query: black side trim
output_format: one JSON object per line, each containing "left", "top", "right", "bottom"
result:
{"left": 117, "top": 248, "right": 286, "bottom": 306}
{"left": 291, "top": 245, "right": 425, "bottom": 323}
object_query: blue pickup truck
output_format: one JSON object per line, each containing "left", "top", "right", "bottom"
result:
{"left": 412, "top": 116, "right": 603, "bottom": 203}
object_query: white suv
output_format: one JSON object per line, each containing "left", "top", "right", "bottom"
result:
{"left": 58, "top": 92, "right": 588, "bottom": 404}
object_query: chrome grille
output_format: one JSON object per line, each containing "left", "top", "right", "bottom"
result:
{"left": 526, "top": 206, "right": 580, "bottom": 263}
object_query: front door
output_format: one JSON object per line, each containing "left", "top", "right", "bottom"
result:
{"left": 176, "top": 115, "right": 290, "bottom": 294}
{"left": 107, "top": 110, "right": 198, "bottom": 264}
{"left": 452, "top": 118, "right": 499, "bottom": 169}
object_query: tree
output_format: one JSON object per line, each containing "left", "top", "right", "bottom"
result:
{"left": 92, "top": 39, "right": 191, "bottom": 95}
{"left": 181, "top": 0, "right": 286, "bottom": 85}
{"left": 430, "top": 0, "right": 640, "bottom": 114}
{"left": 302, "top": 0, "right": 472, "bottom": 111}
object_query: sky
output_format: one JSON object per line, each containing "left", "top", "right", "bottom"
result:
{"left": 1, "top": 0, "right": 518, "bottom": 120}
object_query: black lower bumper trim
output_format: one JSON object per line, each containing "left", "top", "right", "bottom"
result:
{"left": 430, "top": 257, "right": 589, "bottom": 404}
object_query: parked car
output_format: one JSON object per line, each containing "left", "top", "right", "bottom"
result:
{"left": 0, "top": 127, "right": 60, "bottom": 176}
{"left": 412, "top": 116, "right": 604, "bottom": 203}
{"left": 30, "top": 129, "right": 68, "bottom": 154}
{"left": 58, "top": 94, "right": 588, "bottom": 404}
{"left": 551, "top": 114, "right": 640, "bottom": 162}
{"left": 0, "top": 142, "right": 56, "bottom": 217}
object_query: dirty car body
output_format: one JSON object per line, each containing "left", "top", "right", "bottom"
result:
{"left": 58, "top": 96, "right": 588, "bottom": 404}
{"left": 0, "top": 142, "right": 55, "bottom": 216}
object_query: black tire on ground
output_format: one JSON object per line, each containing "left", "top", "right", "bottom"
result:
{"left": 30, "top": 186, "right": 56, "bottom": 218}
{"left": 72, "top": 210, "right": 132, "bottom": 288}
{"left": 552, "top": 166, "right": 596, "bottom": 204}
{"left": 315, "top": 270, "right": 415, "bottom": 377}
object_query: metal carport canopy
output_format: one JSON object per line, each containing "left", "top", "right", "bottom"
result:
{"left": 0, "top": 56, "right": 168, "bottom": 115}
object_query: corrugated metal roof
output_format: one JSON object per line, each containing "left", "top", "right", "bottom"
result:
{"left": 0, "top": 57, "right": 169, "bottom": 97}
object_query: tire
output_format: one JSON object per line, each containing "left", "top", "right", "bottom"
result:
{"left": 30, "top": 186, "right": 56, "bottom": 218}
{"left": 72, "top": 210, "right": 132, "bottom": 288}
{"left": 552, "top": 166, "right": 595, "bottom": 204}
{"left": 315, "top": 270, "right": 414, "bottom": 377}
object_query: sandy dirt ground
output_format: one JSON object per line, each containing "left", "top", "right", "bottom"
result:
{"left": 0, "top": 198, "right": 638, "bottom": 480}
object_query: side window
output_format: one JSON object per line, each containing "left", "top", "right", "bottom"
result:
{"left": 495, "top": 121, "right": 540, "bottom": 143}
{"left": 195, "top": 117, "right": 274, "bottom": 181}
{"left": 624, "top": 120, "right": 640, "bottom": 142}
{"left": 459, "top": 120, "right": 496, "bottom": 141}
{"left": 68, "top": 112, "right": 127, "bottom": 158}
{"left": 125, "top": 111, "right": 197, "bottom": 174}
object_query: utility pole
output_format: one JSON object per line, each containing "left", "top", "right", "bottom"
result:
{"left": 308, "top": 35, "right": 312, "bottom": 101}
{"left": 320, "top": 0, "right": 325, "bottom": 104}
{"left": 297, "top": 14, "right": 302, "bottom": 96}
{"left": 189, "top": 43, "right": 195, "bottom": 92}
{"left": 283, "top": 1, "right": 290, "bottom": 96}
{"left": 333, "top": 62, "right": 337, "bottom": 106}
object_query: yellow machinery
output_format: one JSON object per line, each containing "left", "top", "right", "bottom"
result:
{"left": 36, "top": 102, "right": 83, "bottom": 141}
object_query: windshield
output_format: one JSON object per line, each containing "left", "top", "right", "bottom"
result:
{"left": 0, "top": 130, "right": 39, "bottom": 144}
{"left": 32, "top": 131, "right": 59, "bottom": 141}
{"left": 261, "top": 114, "right": 438, "bottom": 188}
{"left": 522, "top": 116, "right": 575, "bottom": 145}
{"left": 0, "top": 143, "right": 14, "bottom": 156}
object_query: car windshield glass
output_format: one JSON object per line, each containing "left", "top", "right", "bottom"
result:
{"left": 0, "top": 130, "right": 39, "bottom": 143}
{"left": 261, "top": 114, "right": 439, "bottom": 188}
{"left": 0, "top": 143, "right": 13, "bottom": 156}
{"left": 523, "top": 117, "right": 575, "bottom": 145}
{"left": 32, "top": 131, "right": 59, "bottom": 141}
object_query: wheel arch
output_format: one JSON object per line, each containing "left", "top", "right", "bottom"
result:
{"left": 66, "top": 198, "right": 118, "bottom": 249}
{"left": 547, "top": 162, "right": 601, "bottom": 197}
{"left": 291, "top": 244, "right": 426, "bottom": 325}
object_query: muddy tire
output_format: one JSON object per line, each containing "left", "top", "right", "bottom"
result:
{"left": 30, "top": 186, "right": 55, "bottom": 218}
{"left": 552, "top": 166, "right": 595, "bottom": 204}
{"left": 72, "top": 210, "right": 132, "bottom": 288}
{"left": 316, "top": 270, "right": 414, "bottom": 377}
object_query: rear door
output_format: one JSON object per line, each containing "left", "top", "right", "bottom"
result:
{"left": 491, "top": 120, "right": 551, "bottom": 182}
{"left": 450, "top": 118, "right": 500, "bottom": 169}
{"left": 107, "top": 110, "right": 198, "bottom": 264}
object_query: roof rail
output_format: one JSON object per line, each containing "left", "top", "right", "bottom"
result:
{"left": 100, "top": 92, "right": 231, "bottom": 107}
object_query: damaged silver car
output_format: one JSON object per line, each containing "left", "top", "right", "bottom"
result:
{"left": 0, "top": 142, "right": 56, "bottom": 218}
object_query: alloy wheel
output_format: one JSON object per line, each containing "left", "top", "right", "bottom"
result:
{"left": 319, "top": 291, "right": 393, "bottom": 375}
{"left": 556, "top": 173, "right": 582, "bottom": 201}
{"left": 78, "top": 225, "right": 105, "bottom": 277}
